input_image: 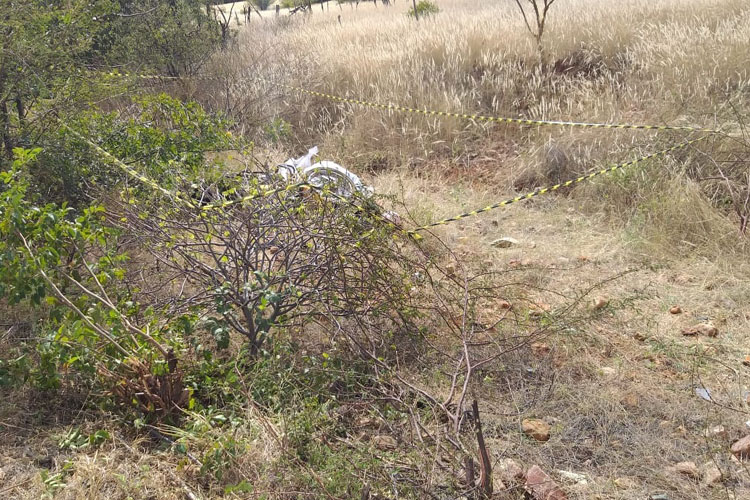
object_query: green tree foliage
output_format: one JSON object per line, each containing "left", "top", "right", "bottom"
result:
{"left": 101, "top": 0, "right": 223, "bottom": 76}
{"left": 33, "top": 94, "right": 234, "bottom": 206}
{"left": 407, "top": 0, "right": 440, "bottom": 19}
{"left": 0, "top": 0, "right": 118, "bottom": 159}
{"left": 0, "top": 0, "right": 224, "bottom": 163}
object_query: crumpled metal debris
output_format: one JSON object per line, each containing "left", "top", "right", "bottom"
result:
{"left": 278, "top": 146, "right": 374, "bottom": 199}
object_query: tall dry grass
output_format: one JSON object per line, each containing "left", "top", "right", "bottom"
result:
{"left": 220, "top": 0, "right": 748, "bottom": 144}
{"left": 196, "top": 0, "right": 750, "bottom": 258}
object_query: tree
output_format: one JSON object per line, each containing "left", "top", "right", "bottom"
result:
{"left": 513, "top": 0, "right": 558, "bottom": 60}
{"left": 103, "top": 0, "right": 223, "bottom": 76}
{"left": 0, "top": 0, "right": 116, "bottom": 160}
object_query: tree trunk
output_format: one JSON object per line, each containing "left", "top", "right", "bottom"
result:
{"left": 0, "top": 99, "right": 12, "bottom": 158}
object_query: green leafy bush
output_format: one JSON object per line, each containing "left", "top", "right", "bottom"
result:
{"left": 33, "top": 94, "right": 234, "bottom": 206}
{"left": 407, "top": 0, "right": 440, "bottom": 18}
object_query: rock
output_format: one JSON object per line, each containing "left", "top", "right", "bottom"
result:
{"left": 531, "top": 342, "right": 551, "bottom": 357}
{"left": 498, "top": 300, "right": 512, "bottom": 310}
{"left": 445, "top": 262, "right": 457, "bottom": 276}
{"left": 731, "top": 435, "right": 750, "bottom": 459}
{"left": 743, "top": 355, "right": 750, "bottom": 367}
{"left": 614, "top": 477, "right": 636, "bottom": 489}
{"left": 491, "top": 237, "right": 519, "bottom": 248}
{"left": 522, "top": 418, "right": 551, "bottom": 442}
{"left": 525, "top": 465, "right": 567, "bottom": 500}
{"left": 669, "top": 461, "right": 700, "bottom": 479}
{"left": 577, "top": 255, "right": 589, "bottom": 262}
{"left": 633, "top": 332, "right": 647, "bottom": 342}
{"left": 372, "top": 435, "right": 398, "bottom": 451}
{"left": 592, "top": 297, "right": 609, "bottom": 310}
{"left": 705, "top": 425, "right": 728, "bottom": 440}
{"left": 702, "top": 463, "right": 722, "bottom": 486}
{"left": 600, "top": 367, "right": 616, "bottom": 377}
{"left": 495, "top": 458, "right": 525, "bottom": 484}
{"left": 557, "top": 470, "right": 587, "bottom": 485}
{"left": 681, "top": 323, "right": 718, "bottom": 337}
{"left": 669, "top": 306, "right": 683, "bottom": 314}
{"left": 355, "top": 416, "right": 379, "bottom": 429}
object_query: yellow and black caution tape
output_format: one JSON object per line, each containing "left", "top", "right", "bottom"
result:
{"left": 61, "top": 118, "right": 384, "bottom": 218}
{"left": 61, "top": 123, "right": 197, "bottom": 209}
{"left": 105, "top": 70, "right": 722, "bottom": 135}
{"left": 269, "top": 81, "right": 720, "bottom": 134}
{"left": 407, "top": 136, "right": 708, "bottom": 237}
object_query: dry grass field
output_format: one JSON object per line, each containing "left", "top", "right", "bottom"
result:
{"left": 3, "top": 0, "right": 750, "bottom": 499}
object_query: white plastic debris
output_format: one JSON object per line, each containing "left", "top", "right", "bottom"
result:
{"left": 277, "top": 146, "right": 374, "bottom": 199}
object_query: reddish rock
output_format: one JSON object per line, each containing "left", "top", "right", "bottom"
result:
{"left": 495, "top": 458, "right": 525, "bottom": 484}
{"left": 702, "top": 463, "right": 723, "bottom": 486}
{"left": 522, "top": 418, "right": 551, "bottom": 442}
{"left": 681, "top": 323, "right": 718, "bottom": 337}
{"left": 669, "top": 461, "right": 700, "bottom": 479}
{"left": 731, "top": 435, "right": 750, "bottom": 459}
{"left": 669, "top": 306, "right": 683, "bottom": 314}
{"left": 525, "top": 465, "right": 567, "bottom": 500}
{"left": 592, "top": 297, "right": 609, "bottom": 310}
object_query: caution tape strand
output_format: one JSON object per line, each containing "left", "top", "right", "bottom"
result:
{"left": 109, "top": 71, "right": 720, "bottom": 134}
{"left": 407, "top": 136, "right": 708, "bottom": 236}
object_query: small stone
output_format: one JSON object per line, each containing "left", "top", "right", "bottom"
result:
{"left": 600, "top": 367, "right": 616, "bottom": 377}
{"left": 577, "top": 255, "right": 589, "bottom": 262}
{"left": 702, "top": 463, "right": 723, "bottom": 486}
{"left": 557, "top": 470, "right": 587, "bottom": 485}
{"left": 633, "top": 332, "right": 647, "bottom": 341}
{"left": 445, "top": 262, "right": 457, "bottom": 276}
{"left": 491, "top": 237, "right": 519, "bottom": 248}
{"left": 498, "top": 300, "right": 512, "bottom": 310}
{"left": 669, "top": 461, "right": 700, "bottom": 479}
{"left": 531, "top": 342, "right": 551, "bottom": 357}
{"left": 525, "top": 465, "right": 567, "bottom": 500}
{"left": 705, "top": 425, "right": 728, "bottom": 440}
{"left": 592, "top": 297, "right": 609, "bottom": 310}
{"left": 372, "top": 435, "right": 398, "bottom": 451}
{"left": 494, "top": 458, "right": 524, "bottom": 487}
{"left": 731, "top": 435, "right": 750, "bottom": 459}
{"left": 743, "top": 355, "right": 750, "bottom": 367}
{"left": 355, "top": 416, "right": 378, "bottom": 429}
{"left": 669, "top": 306, "right": 683, "bottom": 314}
{"left": 681, "top": 323, "right": 718, "bottom": 337}
{"left": 522, "top": 418, "right": 551, "bottom": 442}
